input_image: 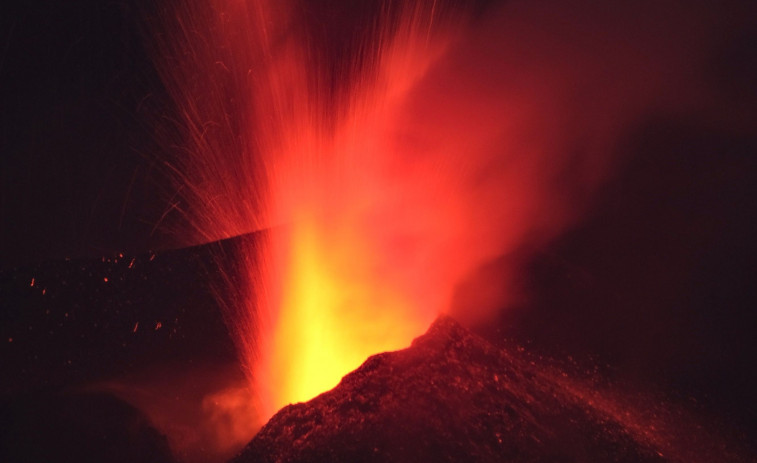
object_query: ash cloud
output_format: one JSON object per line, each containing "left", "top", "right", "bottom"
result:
{"left": 425, "top": 0, "right": 757, "bottom": 440}
{"left": 376, "top": 0, "right": 750, "bottom": 325}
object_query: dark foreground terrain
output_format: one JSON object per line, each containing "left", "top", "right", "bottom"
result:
{"left": 236, "top": 316, "right": 681, "bottom": 463}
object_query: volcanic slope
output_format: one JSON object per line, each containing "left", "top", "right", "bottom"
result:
{"left": 234, "top": 316, "right": 678, "bottom": 463}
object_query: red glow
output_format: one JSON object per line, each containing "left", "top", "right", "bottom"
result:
{"left": 98, "top": 363, "right": 259, "bottom": 463}
{"left": 149, "top": 0, "right": 713, "bottom": 453}
{"left": 152, "top": 0, "right": 478, "bottom": 424}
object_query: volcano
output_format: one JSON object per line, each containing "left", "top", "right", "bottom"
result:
{"left": 236, "top": 316, "right": 666, "bottom": 463}
{"left": 3, "top": 2, "right": 757, "bottom": 460}
{"left": 1, "top": 238, "right": 755, "bottom": 462}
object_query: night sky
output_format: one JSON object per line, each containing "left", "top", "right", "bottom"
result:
{"left": 2, "top": 0, "right": 757, "bottom": 457}
{"left": 1, "top": 0, "right": 176, "bottom": 267}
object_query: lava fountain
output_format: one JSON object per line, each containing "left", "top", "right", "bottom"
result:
{"left": 150, "top": 0, "right": 478, "bottom": 423}
{"left": 247, "top": 3, "right": 471, "bottom": 418}
{"left": 149, "top": 0, "right": 713, "bottom": 431}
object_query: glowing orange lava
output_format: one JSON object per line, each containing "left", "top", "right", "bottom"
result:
{"left": 153, "top": 0, "right": 655, "bottom": 430}
{"left": 248, "top": 3, "right": 466, "bottom": 417}
{"left": 149, "top": 0, "right": 471, "bottom": 423}
{"left": 265, "top": 223, "right": 427, "bottom": 409}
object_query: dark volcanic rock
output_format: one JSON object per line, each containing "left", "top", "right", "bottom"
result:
{"left": 233, "top": 316, "right": 667, "bottom": 463}
{"left": 0, "top": 391, "right": 175, "bottom": 463}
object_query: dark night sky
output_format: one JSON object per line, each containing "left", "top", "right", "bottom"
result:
{"left": 2, "top": 0, "right": 757, "bottom": 451}
{"left": 1, "top": 0, "right": 175, "bottom": 267}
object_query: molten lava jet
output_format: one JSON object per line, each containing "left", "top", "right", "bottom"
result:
{"left": 154, "top": 0, "right": 588, "bottom": 422}
{"left": 139, "top": 0, "right": 756, "bottom": 460}
{"left": 149, "top": 0, "right": 475, "bottom": 421}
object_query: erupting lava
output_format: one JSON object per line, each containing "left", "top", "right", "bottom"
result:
{"left": 151, "top": 0, "right": 472, "bottom": 422}
{"left": 151, "top": 0, "right": 704, "bottom": 431}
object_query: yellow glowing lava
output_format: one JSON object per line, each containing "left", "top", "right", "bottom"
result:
{"left": 266, "top": 221, "right": 426, "bottom": 414}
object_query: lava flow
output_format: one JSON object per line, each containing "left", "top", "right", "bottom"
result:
{"left": 150, "top": 0, "right": 722, "bottom": 440}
